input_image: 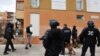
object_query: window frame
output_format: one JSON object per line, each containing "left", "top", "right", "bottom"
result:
{"left": 76, "top": 15, "right": 84, "bottom": 21}
{"left": 76, "top": 0, "right": 83, "bottom": 11}
{"left": 51, "top": 0, "right": 66, "bottom": 10}
{"left": 30, "top": 0, "right": 40, "bottom": 8}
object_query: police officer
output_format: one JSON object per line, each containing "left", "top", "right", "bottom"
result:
{"left": 72, "top": 25, "right": 78, "bottom": 48}
{"left": 44, "top": 19, "right": 64, "bottom": 56}
{"left": 3, "top": 19, "right": 16, "bottom": 55}
{"left": 79, "top": 20, "right": 100, "bottom": 56}
{"left": 61, "top": 24, "right": 71, "bottom": 55}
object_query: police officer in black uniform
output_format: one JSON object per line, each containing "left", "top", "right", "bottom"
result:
{"left": 72, "top": 25, "right": 78, "bottom": 48}
{"left": 79, "top": 20, "right": 100, "bottom": 56}
{"left": 44, "top": 19, "right": 64, "bottom": 56}
{"left": 3, "top": 19, "right": 16, "bottom": 55}
{"left": 61, "top": 24, "right": 71, "bottom": 55}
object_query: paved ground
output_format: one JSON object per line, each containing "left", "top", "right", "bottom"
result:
{"left": 0, "top": 44, "right": 100, "bottom": 56}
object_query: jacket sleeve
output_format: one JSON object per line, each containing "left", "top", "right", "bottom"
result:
{"left": 96, "top": 29, "right": 100, "bottom": 45}
{"left": 79, "top": 28, "right": 86, "bottom": 44}
{"left": 42, "top": 29, "right": 50, "bottom": 40}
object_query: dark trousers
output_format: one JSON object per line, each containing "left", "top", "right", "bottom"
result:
{"left": 81, "top": 44, "right": 95, "bottom": 56}
{"left": 4, "top": 39, "right": 14, "bottom": 53}
{"left": 61, "top": 42, "right": 65, "bottom": 54}
{"left": 45, "top": 48, "right": 60, "bottom": 56}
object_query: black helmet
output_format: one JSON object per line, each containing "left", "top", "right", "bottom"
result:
{"left": 87, "top": 20, "right": 94, "bottom": 27}
{"left": 49, "top": 19, "right": 59, "bottom": 27}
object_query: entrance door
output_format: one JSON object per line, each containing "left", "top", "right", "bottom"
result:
{"left": 30, "top": 13, "right": 40, "bottom": 36}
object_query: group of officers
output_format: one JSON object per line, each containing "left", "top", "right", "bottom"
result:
{"left": 41, "top": 19, "right": 100, "bottom": 56}
{"left": 3, "top": 19, "right": 100, "bottom": 56}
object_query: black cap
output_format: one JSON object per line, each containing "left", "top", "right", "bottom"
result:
{"left": 49, "top": 19, "right": 59, "bottom": 27}
{"left": 87, "top": 20, "right": 94, "bottom": 27}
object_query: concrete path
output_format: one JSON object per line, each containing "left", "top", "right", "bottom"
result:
{"left": 0, "top": 44, "right": 100, "bottom": 56}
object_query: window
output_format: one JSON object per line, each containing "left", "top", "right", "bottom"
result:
{"left": 30, "top": 0, "right": 40, "bottom": 8}
{"left": 77, "top": 15, "right": 84, "bottom": 20}
{"left": 16, "top": 2, "right": 24, "bottom": 10}
{"left": 87, "top": 0, "right": 100, "bottom": 12}
{"left": 51, "top": 0, "right": 66, "bottom": 10}
{"left": 76, "top": 0, "right": 83, "bottom": 10}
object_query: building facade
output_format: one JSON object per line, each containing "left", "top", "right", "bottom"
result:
{"left": 23, "top": 0, "right": 100, "bottom": 44}
{"left": 15, "top": 0, "right": 24, "bottom": 44}
{"left": 16, "top": 0, "right": 24, "bottom": 37}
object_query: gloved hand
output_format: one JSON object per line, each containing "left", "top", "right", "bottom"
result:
{"left": 97, "top": 44, "right": 100, "bottom": 47}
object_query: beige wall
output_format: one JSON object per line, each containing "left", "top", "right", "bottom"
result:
{"left": 16, "top": 10, "right": 24, "bottom": 19}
